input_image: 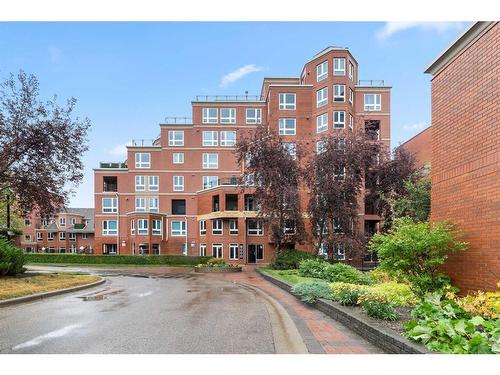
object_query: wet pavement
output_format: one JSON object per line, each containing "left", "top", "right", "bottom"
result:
{"left": 0, "top": 273, "right": 276, "bottom": 354}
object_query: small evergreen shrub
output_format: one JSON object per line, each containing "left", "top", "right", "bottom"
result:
{"left": 271, "top": 249, "right": 317, "bottom": 270}
{"left": 330, "top": 282, "right": 369, "bottom": 305}
{"left": 361, "top": 298, "right": 400, "bottom": 321}
{"left": 291, "top": 281, "right": 332, "bottom": 304}
{"left": 0, "top": 239, "right": 26, "bottom": 276}
{"left": 298, "top": 258, "right": 330, "bottom": 279}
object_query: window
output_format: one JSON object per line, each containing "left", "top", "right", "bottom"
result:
{"left": 102, "top": 197, "right": 118, "bottom": 213}
{"left": 212, "top": 195, "right": 220, "bottom": 212}
{"left": 229, "top": 219, "right": 238, "bottom": 235}
{"left": 349, "top": 88, "right": 354, "bottom": 104}
{"left": 135, "top": 176, "right": 146, "bottom": 191}
{"left": 138, "top": 219, "right": 148, "bottom": 235}
{"left": 212, "top": 219, "right": 223, "bottom": 235}
{"left": 135, "top": 153, "right": 150, "bottom": 168}
{"left": 202, "top": 176, "right": 218, "bottom": 189}
{"left": 334, "top": 85, "right": 345, "bottom": 102}
{"left": 220, "top": 108, "right": 236, "bottom": 124}
{"left": 244, "top": 195, "right": 257, "bottom": 211}
{"left": 24, "top": 235, "right": 30, "bottom": 241}
{"left": 202, "top": 131, "right": 218, "bottom": 146}
{"left": 172, "top": 199, "right": 186, "bottom": 215}
{"left": 316, "top": 113, "right": 328, "bottom": 133}
{"left": 59, "top": 232, "right": 65, "bottom": 240}
{"left": 212, "top": 244, "right": 223, "bottom": 258}
{"left": 24, "top": 219, "right": 31, "bottom": 226}
{"left": 130, "top": 219, "right": 135, "bottom": 235}
{"left": 246, "top": 108, "right": 262, "bottom": 124}
{"left": 247, "top": 220, "right": 263, "bottom": 235}
{"left": 349, "top": 114, "right": 354, "bottom": 130}
{"left": 152, "top": 219, "right": 162, "bottom": 235}
{"left": 229, "top": 244, "right": 239, "bottom": 260}
{"left": 199, "top": 220, "right": 206, "bottom": 235}
{"left": 148, "top": 176, "right": 159, "bottom": 191}
{"left": 171, "top": 221, "right": 186, "bottom": 236}
{"left": 349, "top": 62, "right": 354, "bottom": 80}
{"left": 47, "top": 232, "right": 54, "bottom": 241}
{"left": 59, "top": 247, "right": 66, "bottom": 253}
{"left": 69, "top": 233, "right": 76, "bottom": 241}
{"left": 37, "top": 232, "right": 43, "bottom": 240}
{"left": 316, "top": 61, "right": 328, "bottom": 81}
{"left": 333, "top": 58, "right": 345, "bottom": 76}
{"left": 168, "top": 130, "right": 184, "bottom": 146}
{"left": 81, "top": 233, "right": 88, "bottom": 240}
{"left": 199, "top": 243, "right": 207, "bottom": 257}
{"left": 135, "top": 197, "right": 146, "bottom": 212}
{"left": 316, "top": 87, "right": 328, "bottom": 107}
{"left": 316, "top": 140, "right": 326, "bottom": 154}
{"left": 284, "top": 220, "right": 296, "bottom": 235}
{"left": 220, "top": 131, "right": 236, "bottom": 146}
{"left": 284, "top": 143, "right": 296, "bottom": 160}
{"left": 279, "top": 118, "right": 296, "bottom": 135}
{"left": 70, "top": 218, "right": 76, "bottom": 225}
{"left": 202, "top": 153, "right": 218, "bottom": 169}
{"left": 70, "top": 245, "right": 76, "bottom": 253}
{"left": 364, "top": 94, "right": 381, "bottom": 111}
{"left": 103, "top": 176, "right": 118, "bottom": 192}
{"left": 279, "top": 93, "right": 296, "bottom": 110}
{"left": 59, "top": 217, "right": 66, "bottom": 226}
{"left": 334, "top": 111, "right": 345, "bottom": 128}
{"left": 173, "top": 175, "right": 184, "bottom": 191}
{"left": 102, "top": 220, "right": 117, "bottom": 235}
{"left": 335, "top": 243, "right": 345, "bottom": 260}
{"left": 173, "top": 152, "right": 184, "bottom": 164}
{"left": 202, "top": 108, "right": 218, "bottom": 123}
{"left": 148, "top": 197, "right": 159, "bottom": 213}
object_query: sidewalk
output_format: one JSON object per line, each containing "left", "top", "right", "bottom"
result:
{"left": 206, "top": 266, "right": 384, "bottom": 354}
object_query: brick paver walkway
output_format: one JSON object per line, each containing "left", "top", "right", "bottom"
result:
{"left": 205, "top": 266, "right": 384, "bottom": 354}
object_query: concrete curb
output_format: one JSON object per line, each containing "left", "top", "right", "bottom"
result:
{"left": 256, "top": 268, "right": 429, "bottom": 354}
{"left": 0, "top": 277, "right": 107, "bottom": 308}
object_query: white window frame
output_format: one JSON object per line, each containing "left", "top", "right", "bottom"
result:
{"left": 148, "top": 176, "right": 159, "bottom": 191}
{"left": 148, "top": 197, "right": 159, "bottom": 213}
{"left": 279, "top": 93, "right": 296, "bottom": 110}
{"left": 202, "top": 153, "right": 218, "bottom": 169}
{"left": 334, "top": 85, "right": 345, "bottom": 102}
{"left": 220, "top": 108, "right": 236, "bottom": 124}
{"left": 199, "top": 220, "right": 206, "bottom": 235}
{"left": 202, "top": 131, "right": 218, "bottom": 147}
{"left": 336, "top": 242, "right": 346, "bottom": 260}
{"left": 333, "top": 58, "right": 345, "bottom": 76}
{"left": 278, "top": 118, "right": 296, "bottom": 135}
{"left": 317, "top": 140, "right": 326, "bottom": 154}
{"left": 349, "top": 88, "right": 354, "bottom": 104}
{"left": 102, "top": 197, "right": 118, "bottom": 213}
{"left": 130, "top": 219, "right": 135, "bottom": 235}
{"left": 135, "top": 197, "right": 146, "bottom": 212}
{"left": 152, "top": 219, "right": 162, "bottom": 236}
{"left": 284, "top": 143, "right": 296, "bottom": 160}
{"left": 59, "top": 217, "right": 66, "bottom": 226}
{"left": 69, "top": 233, "right": 76, "bottom": 241}
{"left": 199, "top": 243, "right": 207, "bottom": 257}
{"left": 202, "top": 108, "right": 218, "bottom": 124}
{"left": 173, "top": 152, "right": 184, "bottom": 164}
{"left": 102, "top": 220, "right": 118, "bottom": 236}
{"left": 138, "top": 219, "right": 148, "bottom": 235}
{"left": 246, "top": 108, "right": 262, "bottom": 124}
{"left": 212, "top": 219, "right": 223, "bottom": 235}
{"left": 229, "top": 219, "right": 238, "bottom": 235}
{"left": 70, "top": 218, "right": 76, "bottom": 225}
{"left": 229, "top": 243, "right": 239, "bottom": 260}
{"left": 316, "top": 61, "right": 328, "bottom": 81}
{"left": 59, "top": 232, "right": 65, "bottom": 240}
{"left": 171, "top": 220, "right": 186, "bottom": 236}
{"left": 316, "top": 113, "right": 328, "bottom": 133}
{"left": 220, "top": 131, "right": 236, "bottom": 147}
{"left": 349, "top": 62, "right": 354, "bottom": 80}
{"left": 316, "top": 87, "right": 328, "bottom": 107}
{"left": 212, "top": 244, "right": 223, "bottom": 259}
{"left": 47, "top": 232, "right": 54, "bottom": 241}
{"left": 135, "top": 175, "right": 146, "bottom": 191}
{"left": 168, "top": 130, "right": 184, "bottom": 146}
{"left": 202, "top": 176, "right": 218, "bottom": 189}
{"left": 173, "top": 175, "right": 184, "bottom": 191}
{"left": 349, "top": 114, "right": 354, "bottom": 130}
{"left": 81, "top": 233, "right": 88, "bottom": 240}
{"left": 36, "top": 232, "right": 43, "bottom": 240}
{"left": 364, "top": 94, "right": 381, "bottom": 111}
{"left": 334, "top": 111, "right": 345, "bottom": 129}
{"left": 135, "top": 153, "right": 151, "bottom": 168}
{"left": 247, "top": 220, "right": 264, "bottom": 236}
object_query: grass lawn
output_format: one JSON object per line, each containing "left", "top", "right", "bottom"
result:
{"left": 0, "top": 273, "right": 101, "bottom": 300}
{"left": 259, "top": 267, "right": 325, "bottom": 285}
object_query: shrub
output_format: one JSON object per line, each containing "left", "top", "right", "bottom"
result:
{"left": 291, "top": 281, "right": 332, "bottom": 304}
{"left": 271, "top": 249, "right": 317, "bottom": 270}
{"left": 361, "top": 297, "right": 400, "bottom": 321}
{"left": 196, "top": 258, "right": 240, "bottom": 269}
{"left": 452, "top": 286, "right": 500, "bottom": 320}
{"left": 369, "top": 218, "right": 467, "bottom": 295}
{"left": 329, "top": 263, "right": 371, "bottom": 285}
{"left": 330, "top": 282, "right": 368, "bottom": 306}
{"left": 0, "top": 239, "right": 26, "bottom": 276}
{"left": 404, "top": 293, "right": 500, "bottom": 354}
{"left": 370, "top": 282, "right": 418, "bottom": 306}
{"left": 330, "top": 281, "right": 417, "bottom": 307}
{"left": 298, "top": 258, "right": 330, "bottom": 279}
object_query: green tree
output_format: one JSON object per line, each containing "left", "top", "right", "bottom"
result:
{"left": 393, "top": 177, "right": 431, "bottom": 222}
{"left": 369, "top": 218, "right": 467, "bottom": 294}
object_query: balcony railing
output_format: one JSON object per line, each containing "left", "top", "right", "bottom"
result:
{"left": 194, "top": 95, "right": 264, "bottom": 102}
{"left": 99, "top": 162, "right": 127, "bottom": 169}
{"left": 163, "top": 117, "right": 192, "bottom": 124}
{"left": 357, "top": 80, "right": 386, "bottom": 87}
{"left": 131, "top": 138, "right": 160, "bottom": 147}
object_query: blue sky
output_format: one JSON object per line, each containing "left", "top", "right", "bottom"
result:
{"left": 0, "top": 22, "right": 469, "bottom": 207}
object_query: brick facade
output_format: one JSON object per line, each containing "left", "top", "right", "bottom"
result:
{"left": 399, "top": 127, "right": 432, "bottom": 168}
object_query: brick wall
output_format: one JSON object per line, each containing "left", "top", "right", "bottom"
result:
{"left": 399, "top": 127, "right": 432, "bottom": 168}
{"left": 430, "top": 23, "right": 500, "bottom": 292}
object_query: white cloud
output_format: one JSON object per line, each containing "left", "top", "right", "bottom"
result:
{"left": 220, "top": 64, "right": 263, "bottom": 87}
{"left": 48, "top": 45, "right": 61, "bottom": 63}
{"left": 403, "top": 121, "right": 428, "bottom": 131}
{"left": 377, "top": 22, "right": 465, "bottom": 40}
{"left": 107, "top": 143, "right": 129, "bottom": 158}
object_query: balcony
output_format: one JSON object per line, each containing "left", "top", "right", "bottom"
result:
{"left": 163, "top": 117, "right": 193, "bottom": 124}
{"left": 99, "top": 162, "right": 127, "bottom": 169}
{"left": 131, "top": 138, "right": 160, "bottom": 147}
{"left": 357, "top": 80, "right": 386, "bottom": 87}
{"left": 193, "top": 95, "right": 264, "bottom": 102}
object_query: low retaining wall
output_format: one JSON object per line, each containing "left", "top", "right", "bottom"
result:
{"left": 194, "top": 267, "right": 242, "bottom": 273}
{"left": 256, "top": 268, "right": 428, "bottom": 354}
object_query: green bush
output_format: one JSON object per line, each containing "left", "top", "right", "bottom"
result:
{"left": 298, "top": 259, "right": 371, "bottom": 285}
{"left": 297, "top": 258, "right": 331, "bottom": 279}
{"left": 0, "top": 239, "right": 26, "bottom": 276}
{"left": 271, "top": 249, "right": 317, "bottom": 270}
{"left": 331, "top": 281, "right": 417, "bottom": 307}
{"left": 291, "top": 281, "right": 332, "bottom": 304}
{"left": 331, "top": 283, "right": 366, "bottom": 306}
{"left": 196, "top": 258, "right": 240, "bottom": 269}
{"left": 370, "top": 282, "right": 418, "bottom": 306}
{"left": 25, "top": 253, "right": 210, "bottom": 266}
{"left": 404, "top": 293, "right": 500, "bottom": 354}
{"left": 361, "top": 298, "right": 400, "bottom": 321}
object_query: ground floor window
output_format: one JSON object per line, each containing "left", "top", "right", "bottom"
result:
{"left": 152, "top": 243, "right": 160, "bottom": 255}
{"left": 182, "top": 242, "right": 187, "bottom": 256}
{"left": 335, "top": 243, "right": 345, "bottom": 260}
{"left": 70, "top": 245, "right": 77, "bottom": 253}
{"left": 212, "top": 244, "right": 223, "bottom": 258}
{"left": 139, "top": 244, "right": 150, "bottom": 255}
{"left": 103, "top": 243, "right": 117, "bottom": 255}
{"left": 25, "top": 247, "right": 33, "bottom": 253}
{"left": 318, "top": 243, "right": 328, "bottom": 259}
{"left": 59, "top": 247, "right": 66, "bottom": 253}
{"left": 229, "top": 244, "right": 238, "bottom": 260}
{"left": 247, "top": 244, "right": 263, "bottom": 263}
{"left": 200, "top": 243, "right": 206, "bottom": 257}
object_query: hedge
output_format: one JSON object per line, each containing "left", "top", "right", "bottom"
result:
{"left": 25, "top": 253, "right": 211, "bottom": 266}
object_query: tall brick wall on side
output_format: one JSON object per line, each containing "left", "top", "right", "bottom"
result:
{"left": 430, "top": 23, "right": 500, "bottom": 293}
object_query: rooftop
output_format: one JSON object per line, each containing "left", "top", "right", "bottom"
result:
{"left": 192, "top": 94, "right": 264, "bottom": 102}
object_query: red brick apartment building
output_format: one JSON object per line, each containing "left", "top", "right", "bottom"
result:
{"left": 425, "top": 22, "right": 499, "bottom": 292}
{"left": 93, "top": 46, "right": 391, "bottom": 264}
{"left": 20, "top": 208, "right": 94, "bottom": 254}
{"left": 399, "top": 126, "right": 432, "bottom": 168}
